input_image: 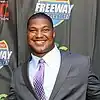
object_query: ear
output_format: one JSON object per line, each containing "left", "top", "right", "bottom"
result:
{"left": 53, "top": 28, "right": 56, "bottom": 38}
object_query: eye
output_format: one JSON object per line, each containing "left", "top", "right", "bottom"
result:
{"left": 29, "top": 29, "right": 37, "bottom": 33}
{"left": 42, "top": 29, "right": 50, "bottom": 33}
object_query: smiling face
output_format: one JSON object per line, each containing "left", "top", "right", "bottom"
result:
{"left": 27, "top": 17, "right": 55, "bottom": 57}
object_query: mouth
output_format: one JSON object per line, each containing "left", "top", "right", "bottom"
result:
{"left": 34, "top": 40, "right": 46, "bottom": 45}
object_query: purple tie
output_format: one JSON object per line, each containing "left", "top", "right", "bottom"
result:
{"left": 33, "top": 59, "right": 46, "bottom": 100}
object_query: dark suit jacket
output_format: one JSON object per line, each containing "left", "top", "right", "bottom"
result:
{"left": 0, "top": 53, "right": 17, "bottom": 95}
{"left": 7, "top": 51, "right": 100, "bottom": 100}
{"left": 0, "top": 66, "right": 11, "bottom": 94}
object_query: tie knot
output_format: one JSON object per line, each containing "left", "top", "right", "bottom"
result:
{"left": 39, "top": 59, "right": 45, "bottom": 64}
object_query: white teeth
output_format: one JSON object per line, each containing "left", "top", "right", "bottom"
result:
{"left": 35, "top": 41, "right": 45, "bottom": 44}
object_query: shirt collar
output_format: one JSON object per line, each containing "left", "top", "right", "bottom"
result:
{"left": 30, "top": 54, "right": 40, "bottom": 69}
{"left": 30, "top": 45, "right": 60, "bottom": 68}
{"left": 43, "top": 45, "right": 60, "bottom": 67}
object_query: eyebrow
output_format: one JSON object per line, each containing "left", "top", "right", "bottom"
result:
{"left": 42, "top": 26, "right": 50, "bottom": 28}
{"left": 29, "top": 25, "right": 50, "bottom": 29}
{"left": 28, "top": 27, "right": 37, "bottom": 29}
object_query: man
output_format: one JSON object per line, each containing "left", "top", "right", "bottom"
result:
{"left": 7, "top": 12, "right": 100, "bottom": 100}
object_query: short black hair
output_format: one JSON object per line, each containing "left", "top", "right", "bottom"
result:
{"left": 27, "top": 12, "right": 53, "bottom": 29}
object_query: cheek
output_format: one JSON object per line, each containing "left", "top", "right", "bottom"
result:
{"left": 48, "top": 34, "right": 54, "bottom": 41}
{"left": 27, "top": 33, "right": 33, "bottom": 40}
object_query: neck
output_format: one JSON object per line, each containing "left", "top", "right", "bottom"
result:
{"left": 32, "top": 45, "right": 55, "bottom": 57}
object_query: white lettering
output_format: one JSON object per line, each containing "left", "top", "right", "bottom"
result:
{"left": 0, "top": 51, "right": 12, "bottom": 59}
{"left": 55, "top": 4, "right": 63, "bottom": 13}
{"left": 1, "top": 51, "right": 6, "bottom": 59}
{"left": 49, "top": 4, "right": 55, "bottom": 12}
{"left": 35, "top": 2, "right": 74, "bottom": 15}
{"left": 35, "top": 3, "right": 41, "bottom": 12}
{"left": 68, "top": 5, "right": 74, "bottom": 13}
{"left": 62, "top": 5, "right": 68, "bottom": 13}
{"left": 45, "top": 4, "right": 50, "bottom": 12}
{"left": 35, "top": 3, "right": 45, "bottom": 12}
{"left": 7, "top": 51, "right": 12, "bottom": 59}
{"left": 0, "top": 51, "right": 3, "bottom": 58}
{"left": 39, "top": 3, "right": 45, "bottom": 12}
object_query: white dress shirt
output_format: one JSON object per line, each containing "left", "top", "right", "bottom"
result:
{"left": 28, "top": 45, "right": 61, "bottom": 100}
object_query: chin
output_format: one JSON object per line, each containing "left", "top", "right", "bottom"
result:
{"left": 35, "top": 48, "right": 49, "bottom": 54}
{"left": 36, "top": 49, "right": 46, "bottom": 54}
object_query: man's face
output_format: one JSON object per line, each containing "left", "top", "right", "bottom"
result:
{"left": 27, "top": 17, "right": 55, "bottom": 57}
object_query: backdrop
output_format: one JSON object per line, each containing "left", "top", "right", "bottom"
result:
{"left": 0, "top": 0, "right": 99, "bottom": 97}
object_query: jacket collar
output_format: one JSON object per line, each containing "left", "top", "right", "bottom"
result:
{"left": 22, "top": 50, "right": 72, "bottom": 100}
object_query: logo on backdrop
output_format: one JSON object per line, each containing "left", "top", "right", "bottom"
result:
{"left": 0, "top": 0, "right": 9, "bottom": 20}
{"left": 0, "top": 40, "right": 12, "bottom": 69}
{"left": 0, "top": 94, "right": 7, "bottom": 100}
{"left": 35, "top": 0, "right": 74, "bottom": 27}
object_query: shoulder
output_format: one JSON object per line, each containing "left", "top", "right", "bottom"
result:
{"left": 60, "top": 50, "right": 90, "bottom": 65}
{"left": 11, "top": 62, "right": 27, "bottom": 84}
{"left": 12, "top": 63, "right": 24, "bottom": 78}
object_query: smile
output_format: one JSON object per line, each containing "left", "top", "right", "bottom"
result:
{"left": 35, "top": 40, "right": 46, "bottom": 45}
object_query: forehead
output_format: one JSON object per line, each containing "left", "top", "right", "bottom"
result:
{"left": 28, "top": 17, "right": 52, "bottom": 27}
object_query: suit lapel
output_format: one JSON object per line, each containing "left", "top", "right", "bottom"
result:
{"left": 49, "top": 51, "right": 72, "bottom": 100}
{"left": 22, "top": 55, "right": 39, "bottom": 100}
{"left": 22, "top": 51, "right": 72, "bottom": 100}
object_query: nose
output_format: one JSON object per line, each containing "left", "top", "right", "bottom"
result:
{"left": 36, "top": 30, "right": 42, "bottom": 38}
